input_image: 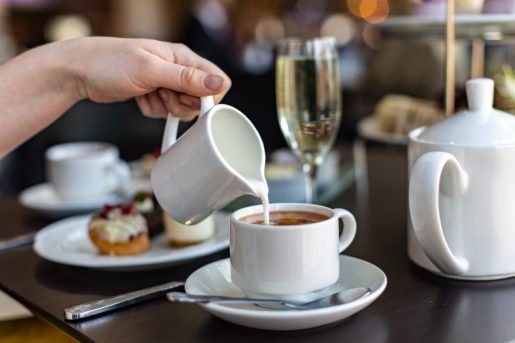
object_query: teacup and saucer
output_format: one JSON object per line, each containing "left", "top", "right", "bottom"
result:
{"left": 19, "top": 141, "right": 131, "bottom": 217}
{"left": 177, "top": 203, "right": 387, "bottom": 330}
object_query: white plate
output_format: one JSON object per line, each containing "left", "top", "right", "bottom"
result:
{"left": 357, "top": 116, "right": 407, "bottom": 145}
{"left": 18, "top": 177, "right": 152, "bottom": 218}
{"left": 33, "top": 213, "right": 229, "bottom": 271}
{"left": 183, "top": 255, "right": 387, "bottom": 331}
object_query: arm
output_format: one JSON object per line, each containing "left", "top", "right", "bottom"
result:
{"left": 0, "top": 37, "right": 231, "bottom": 158}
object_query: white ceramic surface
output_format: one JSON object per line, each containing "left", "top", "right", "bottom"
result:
{"left": 151, "top": 96, "right": 267, "bottom": 225}
{"left": 408, "top": 78, "right": 515, "bottom": 279}
{"left": 46, "top": 142, "right": 131, "bottom": 201}
{"left": 33, "top": 212, "right": 229, "bottom": 271}
{"left": 357, "top": 116, "right": 407, "bottom": 145}
{"left": 183, "top": 255, "right": 387, "bottom": 331}
{"left": 230, "top": 203, "right": 356, "bottom": 300}
{"left": 18, "top": 183, "right": 120, "bottom": 217}
{"left": 18, "top": 172, "right": 151, "bottom": 218}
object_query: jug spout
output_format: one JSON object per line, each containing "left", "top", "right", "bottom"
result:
{"left": 160, "top": 96, "right": 215, "bottom": 154}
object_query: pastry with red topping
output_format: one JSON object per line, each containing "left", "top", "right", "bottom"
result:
{"left": 88, "top": 204, "right": 150, "bottom": 256}
{"left": 132, "top": 191, "right": 163, "bottom": 237}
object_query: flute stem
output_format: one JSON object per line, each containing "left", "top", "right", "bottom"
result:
{"left": 303, "top": 163, "right": 318, "bottom": 204}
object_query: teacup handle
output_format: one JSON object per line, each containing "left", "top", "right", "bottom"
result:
{"left": 334, "top": 208, "right": 357, "bottom": 253}
{"left": 160, "top": 96, "right": 215, "bottom": 153}
{"left": 106, "top": 160, "right": 131, "bottom": 193}
{"left": 409, "top": 151, "right": 469, "bottom": 275}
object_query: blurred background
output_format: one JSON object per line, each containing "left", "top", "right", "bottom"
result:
{"left": 1, "top": 0, "right": 514, "bottom": 194}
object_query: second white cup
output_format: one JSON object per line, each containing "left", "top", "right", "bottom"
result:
{"left": 46, "top": 142, "right": 130, "bottom": 201}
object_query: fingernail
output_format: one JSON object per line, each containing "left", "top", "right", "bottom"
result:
{"left": 204, "top": 75, "right": 224, "bottom": 91}
{"left": 158, "top": 89, "right": 169, "bottom": 102}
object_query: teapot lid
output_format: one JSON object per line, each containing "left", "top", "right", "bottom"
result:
{"left": 417, "top": 78, "right": 515, "bottom": 146}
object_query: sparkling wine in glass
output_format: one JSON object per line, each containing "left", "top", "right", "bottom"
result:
{"left": 276, "top": 37, "right": 342, "bottom": 203}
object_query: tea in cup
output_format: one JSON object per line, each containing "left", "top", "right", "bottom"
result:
{"left": 46, "top": 142, "right": 130, "bottom": 201}
{"left": 230, "top": 203, "right": 357, "bottom": 301}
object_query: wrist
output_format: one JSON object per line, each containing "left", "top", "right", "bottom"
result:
{"left": 51, "top": 38, "right": 90, "bottom": 102}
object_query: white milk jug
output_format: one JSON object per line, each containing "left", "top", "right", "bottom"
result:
{"left": 151, "top": 96, "right": 268, "bottom": 225}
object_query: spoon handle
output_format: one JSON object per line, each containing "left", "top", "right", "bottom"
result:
{"left": 167, "top": 292, "right": 286, "bottom": 307}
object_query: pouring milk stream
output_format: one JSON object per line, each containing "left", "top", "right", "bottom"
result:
{"left": 151, "top": 96, "right": 270, "bottom": 225}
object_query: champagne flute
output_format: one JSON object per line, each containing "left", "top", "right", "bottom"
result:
{"left": 275, "top": 37, "right": 342, "bottom": 203}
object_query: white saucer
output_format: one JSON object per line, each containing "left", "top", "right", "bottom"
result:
{"left": 18, "top": 175, "right": 152, "bottom": 218}
{"left": 357, "top": 116, "right": 408, "bottom": 145}
{"left": 33, "top": 212, "right": 229, "bottom": 271}
{"left": 18, "top": 183, "right": 123, "bottom": 217}
{"left": 183, "top": 255, "right": 387, "bottom": 331}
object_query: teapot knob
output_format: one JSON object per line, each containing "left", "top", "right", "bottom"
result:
{"left": 466, "top": 78, "right": 494, "bottom": 112}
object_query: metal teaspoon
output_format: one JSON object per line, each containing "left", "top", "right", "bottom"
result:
{"left": 167, "top": 286, "right": 372, "bottom": 311}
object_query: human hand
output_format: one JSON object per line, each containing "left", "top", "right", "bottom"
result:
{"left": 67, "top": 37, "right": 231, "bottom": 120}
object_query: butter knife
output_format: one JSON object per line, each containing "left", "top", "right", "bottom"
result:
{"left": 64, "top": 281, "right": 184, "bottom": 320}
{"left": 0, "top": 232, "right": 36, "bottom": 252}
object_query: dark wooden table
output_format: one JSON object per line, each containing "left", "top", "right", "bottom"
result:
{"left": 2, "top": 145, "right": 515, "bottom": 343}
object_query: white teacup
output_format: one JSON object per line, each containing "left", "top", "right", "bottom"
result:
{"left": 151, "top": 96, "right": 267, "bottom": 225}
{"left": 46, "top": 142, "right": 130, "bottom": 201}
{"left": 230, "top": 203, "right": 357, "bottom": 301}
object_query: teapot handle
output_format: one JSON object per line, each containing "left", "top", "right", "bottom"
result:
{"left": 409, "top": 151, "right": 469, "bottom": 275}
{"left": 161, "top": 96, "right": 215, "bottom": 153}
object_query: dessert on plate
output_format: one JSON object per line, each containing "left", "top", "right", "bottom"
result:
{"left": 139, "top": 149, "right": 160, "bottom": 177}
{"left": 131, "top": 191, "right": 163, "bottom": 237}
{"left": 494, "top": 65, "right": 515, "bottom": 113}
{"left": 374, "top": 94, "right": 442, "bottom": 136}
{"left": 163, "top": 212, "right": 215, "bottom": 247}
{"left": 88, "top": 204, "right": 150, "bottom": 256}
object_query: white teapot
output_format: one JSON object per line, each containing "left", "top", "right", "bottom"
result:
{"left": 408, "top": 78, "right": 515, "bottom": 280}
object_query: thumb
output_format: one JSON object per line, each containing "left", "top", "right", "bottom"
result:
{"left": 159, "top": 63, "right": 228, "bottom": 97}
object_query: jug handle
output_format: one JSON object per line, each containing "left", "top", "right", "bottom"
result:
{"left": 161, "top": 96, "right": 215, "bottom": 153}
{"left": 409, "top": 151, "right": 469, "bottom": 275}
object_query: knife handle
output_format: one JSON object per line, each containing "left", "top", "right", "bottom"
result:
{"left": 64, "top": 281, "right": 184, "bottom": 320}
{"left": 0, "top": 232, "right": 36, "bottom": 252}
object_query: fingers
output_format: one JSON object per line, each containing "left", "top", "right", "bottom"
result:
{"left": 135, "top": 40, "right": 233, "bottom": 120}
{"left": 177, "top": 94, "right": 200, "bottom": 109}
{"left": 153, "top": 42, "right": 228, "bottom": 81}
{"left": 154, "top": 62, "right": 230, "bottom": 98}
{"left": 135, "top": 89, "right": 199, "bottom": 120}
{"left": 142, "top": 42, "right": 231, "bottom": 99}
{"left": 147, "top": 90, "right": 168, "bottom": 117}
